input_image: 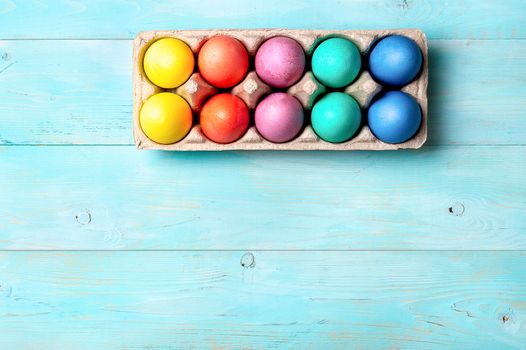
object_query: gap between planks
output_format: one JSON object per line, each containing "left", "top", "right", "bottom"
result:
{"left": 1, "top": 249, "right": 525, "bottom": 252}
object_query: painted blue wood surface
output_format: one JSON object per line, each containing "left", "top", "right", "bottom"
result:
{"left": 0, "top": 0, "right": 525, "bottom": 39}
{"left": 1, "top": 146, "right": 524, "bottom": 250}
{"left": 0, "top": 0, "right": 525, "bottom": 348}
{"left": 0, "top": 252, "right": 525, "bottom": 349}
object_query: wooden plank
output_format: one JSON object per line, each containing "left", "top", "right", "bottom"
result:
{"left": 0, "top": 40, "right": 132, "bottom": 145}
{"left": 0, "top": 251, "right": 524, "bottom": 349}
{"left": 1, "top": 145, "right": 524, "bottom": 250}
{"left": 0, "top": 39, "right": 525, "bottom": 146}
{"left": 0, "top": 1, "right": 524, "bottom": 39}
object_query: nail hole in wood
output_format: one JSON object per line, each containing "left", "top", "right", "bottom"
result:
{"left": 0, "top": 283, "right": 12, "bottom": 297}
{"left": 240, "top": 252, "right": 255, "bottom": 269}
{"left": 397, "top": 0, "right": 410, "bottom": 10}
{"left": 448, "top": 202, "right": 464, "bottom": 216}
{"left": 502, "top": 315, "right": 509, "bottom": 323}
{"left": 76, "top": 211, "right": 91, "bottom": 225}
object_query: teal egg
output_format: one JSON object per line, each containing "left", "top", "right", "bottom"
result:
{"left": 311, "top": 37, "right": 362, "bottom": 88}
{"left": 311, "top": 92, "right": 362, "bottom": 143}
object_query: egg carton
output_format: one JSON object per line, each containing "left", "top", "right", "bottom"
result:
{"left": 133, "top": 29, "right": 428, "bottom": 151}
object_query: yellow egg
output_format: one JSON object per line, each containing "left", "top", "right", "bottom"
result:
{"left": 143, "top": 38, "right": 194, "bottom": 88}
{"left": 139, "top": 92, "right": 193, "bottom": 144}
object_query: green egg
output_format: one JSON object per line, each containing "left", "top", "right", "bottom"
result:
{"left": 311, "top": 37, "right": 361, "bottom": 88}
{"left": 311, "top": 92, "right": 362, "bottom": 143}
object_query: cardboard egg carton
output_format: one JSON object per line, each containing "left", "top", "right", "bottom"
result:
{"left": 133, "top": 29, "right": 428, "bottom": 151}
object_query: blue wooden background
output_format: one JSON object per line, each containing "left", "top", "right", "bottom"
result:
{"left": 1, "top": 1, "right": 525, "bottom": 348}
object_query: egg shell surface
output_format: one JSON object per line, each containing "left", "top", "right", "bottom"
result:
{"left": 143, "top": 38, "right": 194, "bottom": 89}
{"left": 311, "top": 37, "right": 361, "bottom": 88}
{"left": 367, "top": 91, "right": 422, "bottom": 144}
{"left": 311, "top": 92, "right": 362, "bottom": 143}
{"left": 255, "top": 36, "right": 306, "bottom": 88}
{"left": 368, "top": 35, "right": 422, "bottom": 87}
{"left": 198, "top": 36, "right": 249, "bottom": 88}
{"left": 255, "top": 93, "right": 304, "bottom": 143}
{"left": 200, "top": 93, "right": 250, "bottom": 144}
{"left": 139, "top": 92, "right": 193, "bottom": 144}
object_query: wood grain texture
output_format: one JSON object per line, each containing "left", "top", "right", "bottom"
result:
{"left": 0, "top": 0, "right": 524, "bottom": 39}
{"left": 1, "top": 1, "right": 525, "bottom": 348}
{"left": 1, "top": 145, "right": 524, "bottom": 250}
{"left": 1, "top": 39, "right": 525, "bottom": 146}
{"left": 0, "top": 251, "right": 525, "bottom": 349}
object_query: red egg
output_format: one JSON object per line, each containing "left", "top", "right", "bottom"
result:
{"left": 200, "top": 94, "right": 249, "bottom": 144}
{"left": 198, "top": 36, "right": 249, "bottom": 88}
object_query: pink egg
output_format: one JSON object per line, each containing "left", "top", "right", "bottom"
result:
{"left": 255, "top": 93, "right": 304, "bottom": 143}
{"left": 255, "top": 36, "right": 306, "bottom": 88}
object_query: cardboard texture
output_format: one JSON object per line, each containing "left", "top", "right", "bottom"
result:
{"left": 133, "top": 29, "right": 428, "bottom": 151}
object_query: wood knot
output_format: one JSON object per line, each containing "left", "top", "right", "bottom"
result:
{"left": 240, "top": 252, "right": 255, "bottom": 268}
{"left": 502, "top": 315, "right": 509, "bottom": 323}
{"left": 448, "top": 202, "right": 464, "bottom": 216}
{"left": 397, "top": 0, "right": 410, "bottom": 10}
{"left": 76, "top": 210, "right": 92, "bottom": 225}
{"left": 1, "top": 52, "right": 10, "bottom": 61}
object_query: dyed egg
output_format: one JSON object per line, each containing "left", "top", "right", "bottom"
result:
{"left": 367, "top": 91, "right": 422, "bottom": 143}
{"left": 255, "top": 36, "right": 305, "bottom": 88}
{"left": 311, "top": 37, "right": 361, "bottom": 88}
{"left": 369, "top": 35, "right": 422, "bottom": 86}
{"left": 200, "top": 94, "right": 249, "bottom": 143}
{"left": 139, "top": 92, "right": 192, "bottom": 144}
{"left": 311, "top": 92, "right": 361, "bottom": 143}
{"left": 143, "top": 38, "right": 194, "bottom": 89}
{"left": 198, "top": 36, "right": 249, "bottom": 88}
{"left": 255, "top": 93, "right": 304, "bottom": 143}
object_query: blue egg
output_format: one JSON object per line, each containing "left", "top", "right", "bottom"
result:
{"left": 367, "top": 91, "right": 422, "bottom": 144}
{"left": 369, "top": 35, "right": 422, "bottom": 86}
